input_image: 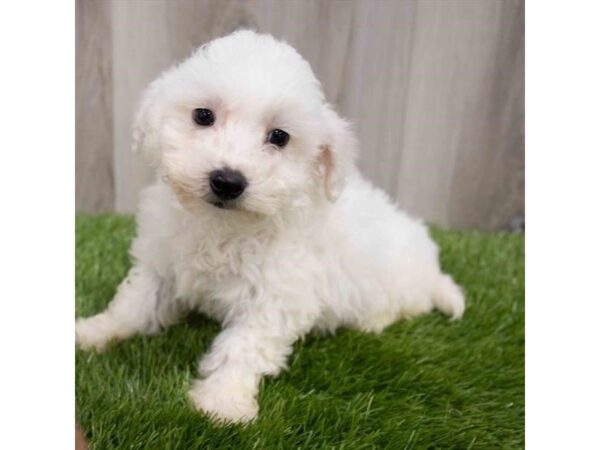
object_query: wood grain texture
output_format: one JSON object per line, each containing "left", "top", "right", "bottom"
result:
{"left": 110, "top": 0, "right": 169, "bottom": 212}
{"left": 76, "top": 0, "right": 114, "bottom": 212}
{"left": 396, "top": 0, "right": 525, "bottom": 229}
{"left": 76, "top": 0, "right": 524, "bottom": 230}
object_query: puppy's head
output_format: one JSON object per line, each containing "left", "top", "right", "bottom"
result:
{"left": 133, "top": 30, "right": 357, "bottom": 217}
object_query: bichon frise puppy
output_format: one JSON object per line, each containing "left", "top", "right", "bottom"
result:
{"left": 76, "top": 30, "right": 465, "bottom": 424}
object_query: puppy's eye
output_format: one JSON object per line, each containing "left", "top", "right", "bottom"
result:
{"left": 193, "top": 108, "right": 215, "bottom": 126}
{"left": 267, "top": 129, "right": 290, "bottom": 148}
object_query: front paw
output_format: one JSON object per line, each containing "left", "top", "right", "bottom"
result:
{"left": 188, "top": 377, "right": 259, "bottom": 424}
{"left": 75, "top": 315, "right": 114, "bottom": 351}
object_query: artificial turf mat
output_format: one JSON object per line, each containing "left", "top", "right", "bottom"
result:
{"left": 76, "top": 214, "right": 524, "bottom": 449}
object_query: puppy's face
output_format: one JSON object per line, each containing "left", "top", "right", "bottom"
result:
{"left": 133, "top": 31, "right": 356, "bottom": 217}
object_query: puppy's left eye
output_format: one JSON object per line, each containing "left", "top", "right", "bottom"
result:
{"left": 193, "top": 108, "right": 215, "bottom": 126}
{"left": 267, "top": 129, "right": 290, "bottom": 148}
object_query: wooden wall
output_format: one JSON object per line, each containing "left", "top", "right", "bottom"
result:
{"left": 76, "top": 0, "right": 524, "bottom": 231}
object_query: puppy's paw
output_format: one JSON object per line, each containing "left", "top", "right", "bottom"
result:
{"left": 75, "top": 315, "right": 114, "bottom": 351}
{"left": 188, "top": 377, "right": 259, "bottom": 424}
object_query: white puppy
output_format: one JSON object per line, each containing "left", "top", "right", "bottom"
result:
{"left": 76, "top": 30, "right": 465, "bottom": 424}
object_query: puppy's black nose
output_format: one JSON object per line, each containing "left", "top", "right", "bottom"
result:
{"left": 209, "top": 168, "right": 247, "bottom": 201}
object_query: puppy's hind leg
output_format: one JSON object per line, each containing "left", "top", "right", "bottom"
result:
{"left": 356, "top": 265, "right": 465, "bottom": 333}
{"left": 76, "top": 265, "right": 179, "bottom": 351}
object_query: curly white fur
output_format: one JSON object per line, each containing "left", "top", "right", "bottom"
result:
{"left": 76, "top": 30, "right": 465, "bottom": 424}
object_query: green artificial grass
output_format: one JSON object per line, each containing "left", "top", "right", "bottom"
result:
{"left": 76, "top": 214, "right": 524, "bottom": 449}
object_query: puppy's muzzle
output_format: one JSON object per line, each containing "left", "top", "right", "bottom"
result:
{"left": 209, "top": 168, "right": 247, "bottom": 202}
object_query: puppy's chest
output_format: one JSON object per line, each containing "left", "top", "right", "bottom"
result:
{"left": 169, "top": 230, "right": 270, "bottom": 301}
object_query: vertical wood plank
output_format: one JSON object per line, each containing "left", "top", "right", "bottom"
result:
{"left": 110, "top": 0, "right": 170, "bottom": 213}
{"left": 76, "top": 0, "right": 114, "bottom": 212}
{"left": 396, "top": 0, "right": 524, "bottom": 229}
{"left": 337, "top": 0, "right": 417, "bottom": 196}
{"left": 447, "top": 0, "right": 524, "bottom": 230}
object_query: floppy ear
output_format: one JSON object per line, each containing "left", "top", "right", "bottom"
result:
{"left": 131, "top": 80, "right": 164, "bottom": 166}
{"left": 317, "top": 105, "right": 358, "bottom": 201}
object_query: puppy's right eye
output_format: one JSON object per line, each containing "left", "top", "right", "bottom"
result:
{"left": 193, "top": 108, "right": 215, "bottom": 126}
{"left": 267, "top": 129, "right": 290, "bottom": 148}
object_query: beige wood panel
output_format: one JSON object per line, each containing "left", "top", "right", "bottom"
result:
{"left": 337, "top": 0, "right": 418, "bottom": 197}
{"left": 75, "top": 0, "right": 114, "bottom": 212}
{"left": 76, "top": 0, "right": 524, "bottom": 230}
{"left": 396, "top": 0, "right": 524, "bottom": 229}
{"left": 110, "top": 0, "right": 170, "bottom": 212}
{"left": 446, "top": 0, "right": 525, "bottom": 230}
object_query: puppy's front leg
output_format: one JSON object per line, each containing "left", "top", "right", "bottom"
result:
{"left": 189, "top": 312, "right": 310, "bottom": 424}
{"left": 76, "top": 265, "right": 178, "bottom": 351}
